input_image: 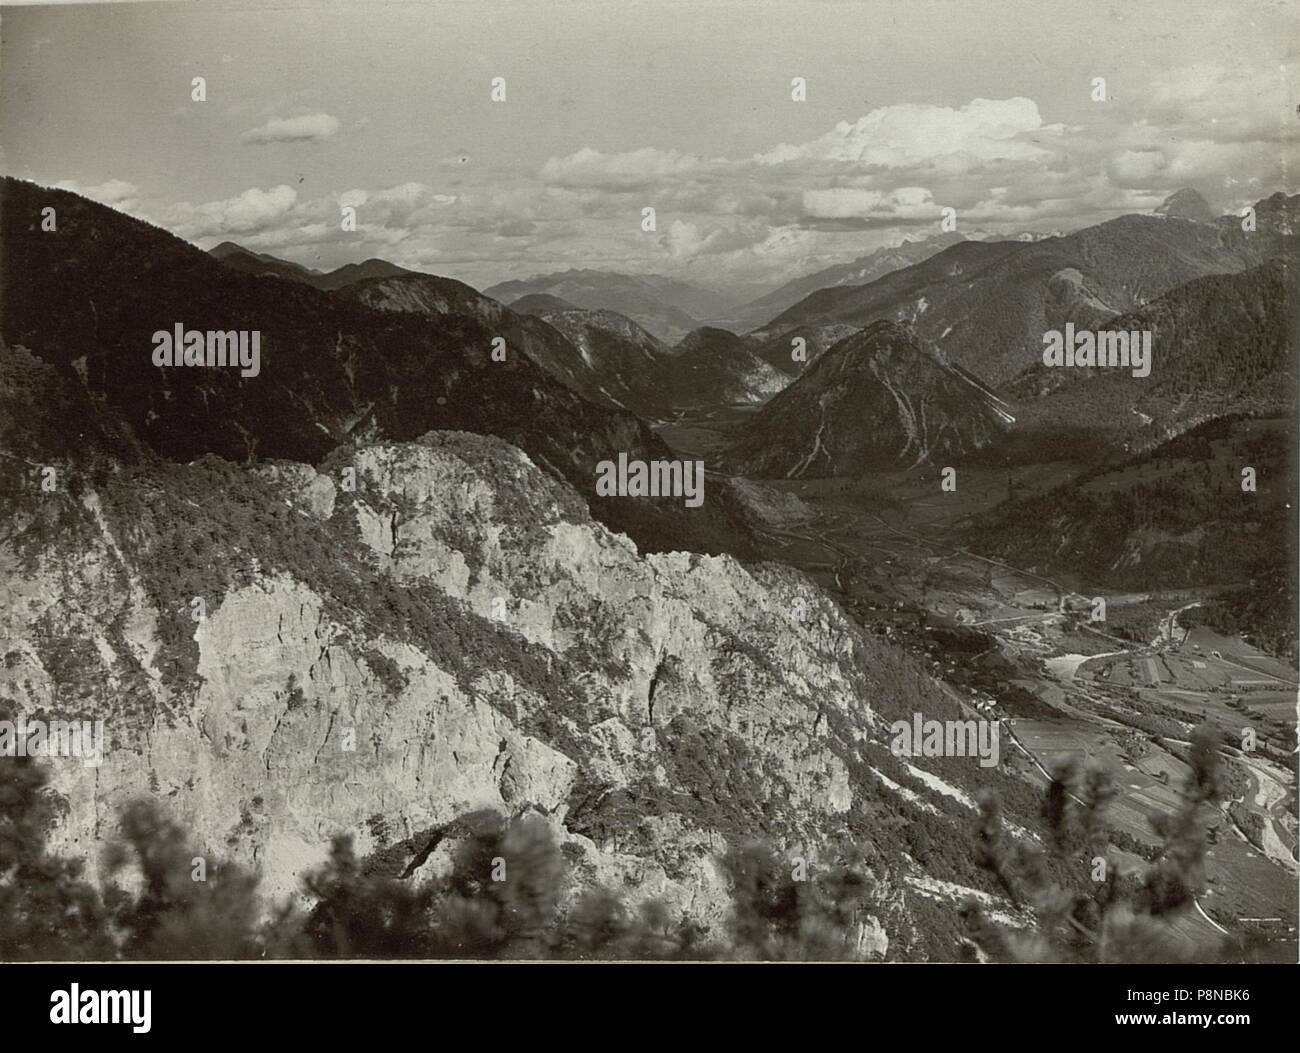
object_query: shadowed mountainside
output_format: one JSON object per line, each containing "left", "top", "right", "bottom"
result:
{"left": 0, "top": 178, "right": 759, "bottom": 560}
{"left": 210, "top": 241, "right": 419, "bottom": 290}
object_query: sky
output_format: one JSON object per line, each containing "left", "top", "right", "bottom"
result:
{"left": 2, "top": 0, "right": 1297, "bottom": 296}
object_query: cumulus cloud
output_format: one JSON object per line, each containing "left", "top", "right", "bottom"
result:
{"left": 77, "top": 67, "right": 1293, "bottom": 293}
{"left": 1103, "top": 64, "right": 1300, "bottom": 204}
{"left": 53, "top": 178, "right": 140, "bottom": 206}
{"left": 340, "top": 182, "right": 431, "bottom": 209}
{"left": 241, "top": 113, "right": 341, "bottom": 144}
{"left": 759, "top": 97, "right": 1061, "bottom": 168}
{"left": 530, "top": 97, "right": 1078, "bottom": 259}
{"left": 169, "top": 184, "right": 299, "bottom": 238}
{"left": 338, "top": 182, "right": 456, "bottom": 231}
{"left": 1106, "top": 125, "right": 1295, "bottom": 205}
{"left": 1107, "top": 150, "right": 1168, "bottom": 186}
{"left": 661, "top": 220, "right": 717, "bottom": 259}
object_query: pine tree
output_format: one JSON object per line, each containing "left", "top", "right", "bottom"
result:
{"left": 964, "top": 722, "right": 1252, "bottom": 962}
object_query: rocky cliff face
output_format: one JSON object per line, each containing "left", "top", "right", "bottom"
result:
{"left": 1, "top": 426, "right": 1030, "bottom": 956}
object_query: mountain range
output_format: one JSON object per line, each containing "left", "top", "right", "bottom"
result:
{"left": 967, "top": 413, "right": 1296, "bottom": 647}
{"left": 4, "top": 350, "right": 1051, "bottom": 953}
{"left": 719, "top": 233, "right": 969, "bottom": 338}
{"left": 2, "top": 175, "right": 1297, "bottom": 960}
{"left": 210, "top": 241, "right": 420, "bottom": 290}
{"left": 1002, "top": 257, "right": 1297, "bottom": 452}
{"left": 340, "top": 272, "right": 678, "bottom": 419}
{"left": 1, "top": 178, "right": 758, "bottom": 560}
{"left": 483, "top": 269, "right": 736, "bottom": 344}
{"left": 749, "top": 191, "right": 1298, "bottom": 386}
{"left": 0, "top": 180, "right": 1067, "bottom": 958}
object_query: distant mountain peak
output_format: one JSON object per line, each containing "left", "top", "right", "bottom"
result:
{"left": 1154, "top": 188, "right": 1215, "bottom": 223}
{"left": 208, "top": 243, "right": 417, "bottom": 290}
{"left": 752, "top": 189, "right": 1293, "bottom": 385}
{"left": 483, "top": 270, "right": 735, "bottom": 344}
{"left": 508, "top": 292, "right": 581, "bottom": 314}
{"left": 208, "top": 241, "right": 321, "bottom": 274}
{"left": 724, "top": 321, "right": 1009, "bottom": 477}
{"left": 659, "top": 324, "right": 788, "bottom": 406}
{"left": 728, "top": 232, "right": 971, "bottom": 336}
{"left": 209, "top": 240, "right": 249, "bottom": 258}
{"left": 676, "top": 324, "right": 744, "bottom": 346}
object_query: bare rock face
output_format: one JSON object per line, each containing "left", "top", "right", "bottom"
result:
{"left": 1, "top": 429, "right": 982, "bottom": 949}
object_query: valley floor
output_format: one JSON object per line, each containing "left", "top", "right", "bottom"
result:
{"left": 658, "top": 407, "right": 1300, "bottom": 963}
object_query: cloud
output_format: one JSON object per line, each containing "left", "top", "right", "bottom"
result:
{"left": 660, "top": 220, "right": 715, "bottom": 259}
{"left": 528, "top": 97, "right": 1079, "bottom": 266}
{"left": 338, "top": 182, "right": 456, "bottom": 231}
{"left": 240, "top": 113, "right": 341, "bottom": 145}
{"left": 539, "top": 146, "right": 706, "bottom": 189}
{"left": 169, "top": 184, "right": 299, "bottom": 238}
{"left": 53, "top": 179, "right": 140, "bottom": 206}
{"left": 801, "top": 186, "right": 937, "bottom": 221}
{"left": 82, "top": 66, "right": 1294, "bottom": 294}
{"left": 1107, "top": 150, "right": 1168, "bottom": 186}
{"left": 340, "top": 182, "right": 429, "bottom": 209}
{"left": 496, "top": 219, "right": 536, "bottom": 237}
{"left": 759, "top": 97, "right": 1061, "bottom": 168}
{"left": 1146, "top": 64, "right": 1298, "bottom": 142}
{"left": 1106, "top": 132, "right": 1294, "bottom": 206}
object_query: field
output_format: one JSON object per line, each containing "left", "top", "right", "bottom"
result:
{"left": 658, "top": 406, "right": 1299, "bottom": 960}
